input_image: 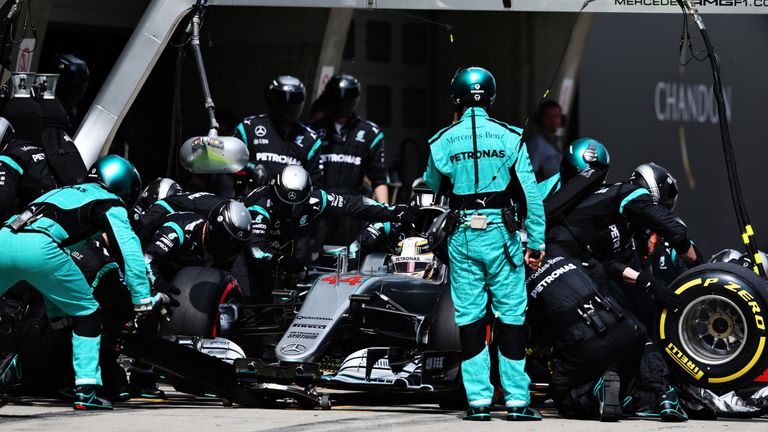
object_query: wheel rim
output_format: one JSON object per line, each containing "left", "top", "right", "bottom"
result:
{"left": 678, "top": 294, "right": 747, "bottom": 366}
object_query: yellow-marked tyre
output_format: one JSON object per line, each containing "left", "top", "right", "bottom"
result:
{"left": 657, "top": 262, "right": 768, "bottom": 390}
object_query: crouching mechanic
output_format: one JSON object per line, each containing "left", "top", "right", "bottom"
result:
{"left": 243, "top": 165, "right": 417, "bottom": 301}
{"left": 526, "top": 249, "right": 687, "bottom": 422}
{"left": 0, "top": 155, "right": 165, "bottom": 410}
{"left": 424, "top": 66, "right": 546, "bottom": 421}
{"left": 144, "top": 200, "right": 252, "bottom": 284}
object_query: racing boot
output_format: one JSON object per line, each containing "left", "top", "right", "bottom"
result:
{"left": 463, "top": 405, "right": 491, "bottom": 421}
{"left": 506, "top": 406, "right": 542, "bottom": 421}
{"left": 595, "top": 370, "right": 622, "bottom": 422}
{"left": 73, "top": 385, "right": 113, "bottom": 410}
{"left": 658, "top": 386, "right": 688, "bottom": 422}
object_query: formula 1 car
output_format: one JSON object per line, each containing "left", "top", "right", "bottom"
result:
{"left": 127, "top": 240, "right": 768, "bottom": 413}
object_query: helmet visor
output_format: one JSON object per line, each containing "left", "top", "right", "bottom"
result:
{"left": 393, "top": 260, "right": 431, "bottom": 275}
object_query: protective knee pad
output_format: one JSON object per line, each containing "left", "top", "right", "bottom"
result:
{"left": 72, "top": 308, "right": 102, "bottom": 338}
{"left": 496, "top": 322, "right": 526, "bottom": 360}
{"left": 459, "top": 320, "right": 487, "bottom": 361}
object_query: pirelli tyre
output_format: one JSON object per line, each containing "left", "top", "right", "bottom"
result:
{"left": 657, "top": 262, "right": 768, "bottom": 390}
{"left": 160, "top": 267, "right": 241, "bottom": 337}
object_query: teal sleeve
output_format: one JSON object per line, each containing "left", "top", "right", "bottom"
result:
{"left": 537, "top": 173, "right": 561, "bottom": 200}
{"left": 235, "top": 123, "right": 247, "bottom": 144}
{"left": 423, "top": 154, "right": 442, "bottom": 194}
{"left": 105, "top": 206, "right": 152, "bottom": 304}
{"left": 619, "top": 188, "right": 650, "bottom": 214}
{"left": 514, "top": 142, "right": 546, "bottom": 250}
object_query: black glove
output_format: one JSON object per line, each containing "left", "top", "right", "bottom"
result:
{"left": 276, "top": 254, "right": 305, "bottom": 273}
{"left": 394, "top": 204, "right": 419, "bottom": 226}
{"left": 245, "top": 163, "right": 270, "bottom": 187}
{"left": 637, "top": 271, "right": 683, "bottom": 312}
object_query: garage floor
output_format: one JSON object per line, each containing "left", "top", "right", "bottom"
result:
{"left": 0, "top": 390, "right": 766, "bottom": 432}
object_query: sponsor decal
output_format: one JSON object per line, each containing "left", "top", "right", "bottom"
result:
{"left": 425, "top": 356, "right": 445, "bottom": 370}
{"left": 285, "top": 332, "right": 319, "bottom": 340}
{"left": 665, "top": 342, "right": 704, "bottom": 380}
{"left": 615, "top": 0, "right": 764, "bottom": 7}
{"left": 609, "top": 224, "right": 621, "bottom": 253}
{"left": 355, "top": 130, "right": 366, "bottom": 142}
{"left": 253, "top": 153, "right": 301, "bottom": 165}
{"left": 449, "top": 149, "right": 506, "bottom": 163}
{"left": 320, "top": 153, "right": 363, "bottom": 165}
{"left": 254, "top": 125, "right": 267, "bottom": 137}
{"left": 654, "top": 82, "right": 733, "bottom": 124}
{"left": 529, "top": 262, "right": 578, "bottom": 299}
{"left": 280, "top": 343, "right": 307, "bottom": 354}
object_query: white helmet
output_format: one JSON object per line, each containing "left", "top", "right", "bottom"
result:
{"left": 392, "top": 237, "right": 435, "bottom": 279}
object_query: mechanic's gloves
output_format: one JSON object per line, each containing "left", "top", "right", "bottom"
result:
{"left": 637, "top": 271, "right": 683, "bottom": 311}
{"left": 276, "top": 254, "right": 306, "bottom": 273}
{"left": 244, "top": 162, "right": 270, "bottom": 187}
{"left": 394, "top": 204, "right": 419, "bottom": 226}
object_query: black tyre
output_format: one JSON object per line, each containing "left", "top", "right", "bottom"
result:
{"left": 160, "top": 267, "right": 240, "bottom": 337}
{"left": 428, "top": 286, "right": 467, "bottom": 410}
{"left": 657, "top": 262, "right": 768, "bottom": 390}
{"left": 429, "top": 286, "right": 461, "bottom": 352}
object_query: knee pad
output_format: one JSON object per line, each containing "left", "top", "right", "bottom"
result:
{"left": 72, "top": 308, "right": 102, "bottom": 338}
{"left": 496, "top": 322, "right": 526, "bottom": 360}
{"left": 459, "top": 320, "right": 487, "bottom": 361}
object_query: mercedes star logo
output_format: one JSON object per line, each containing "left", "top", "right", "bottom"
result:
{"left": 287, "top": 191, "right": 297, "bottom": 200}
{"left": 254, "top": 125, "right": 267, "bottom": 137}
{"left": 280, "top": 343, "right": 307, "bottom": 354}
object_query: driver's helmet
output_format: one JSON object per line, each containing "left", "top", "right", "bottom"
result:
{"left": 392, "top": 237, "right": 435, "bottom": 279}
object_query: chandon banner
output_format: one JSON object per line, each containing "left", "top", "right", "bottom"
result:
{"left": 654, "top": 82, "right": 732, "bottom": 123}
{"left": 579, "top": 14, "right": 768, "bottom": 253}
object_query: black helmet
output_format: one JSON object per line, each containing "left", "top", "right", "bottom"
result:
{"left": 449, "top": 66, "right": 496, "bottom": 109}
{"left": 51, "top": 54, "right": 90, "bottom": 107}
{"left": 130, "top": 177, "right": 181, "bottom": 225}
{"left": 323, "top": 74, "right": 361, "bottom": 117}
{"left": 265, "top": 75, "right": 306, "bottom": 128}
{"left": 0, "top": 117, "right": 15, "bottom": 149}
{"left": 205, "top": 199, "right": 252, "bottom": 259}
{"left": 88, "top": 155, "right": 142, "bottom": 208}
{"left": 628, "top": 162, "right": 679, "bottom": 210}
{"left": 272, "top": 165, "right": 312, "bottom": 207}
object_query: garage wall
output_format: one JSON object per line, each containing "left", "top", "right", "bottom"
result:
{"left": 579, "top": 14, "right": 768, "bottom": 254}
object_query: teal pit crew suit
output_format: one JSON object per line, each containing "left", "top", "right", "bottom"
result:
{"left": 0, "top": 182, "right": 152, "bottom": 387}
{"left": 425, "top": 103, "right": 546, "bottom": 414}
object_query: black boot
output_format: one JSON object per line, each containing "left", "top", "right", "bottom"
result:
{"left": 73, "top": 385, "right": 113, "bottom": 410}
{"left": 596, "top": 370, "right": 622, "bottom": 422}
{"left": 659, "top": 386, "right": 688, "bottom": 422}
{"left": 507, "top": 406, "right": 542, "bottom": 421}
{"left": 463, "top": 405, "right": 491, "bottom": 421}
